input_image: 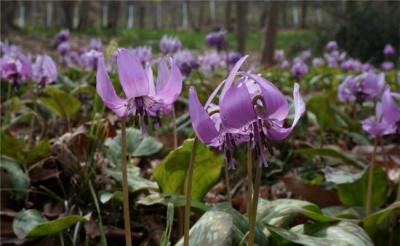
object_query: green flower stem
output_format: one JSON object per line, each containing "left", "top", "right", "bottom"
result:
{"left": 121, "top": 118, "right": 132, "bottom": 246}
{"left": 366, "top": 137, "right": 378, "bottom": 216}
{"left": 246, "top": 143, "right": 253, "bottom": 218}
{"left": 248, "top": 162, "right": 262, "bottom": 246}
{"left": 224, "top": 161, "right": 232, "bottom": 204}
{"left": 184, "top": 138, "right": 199, "bottom": 246}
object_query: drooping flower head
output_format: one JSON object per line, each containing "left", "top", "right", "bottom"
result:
{"left": 280, "top": 60, "right": 290, "bottom": 69}
{"left": 189, "top": 56, "right": 305, "bottom": 168}
{"left": 96, "top": 49, "right": 183, "bottom": 133}
{"left": 159, "top": 35, "right": 182, "bottom": 54}
{"left": 89, "top": 38, "right": 103, "bottom": 51}
{"left": 299, "top": 49, "right": 312, "bottom": 61}
{"left": 32, "top": 55, "right": 57, "bottom": 87}
{"left": 80, "top": 49, "right": 102, "bottom": 70}
{"left": 326, "top": 41, "right": 338, "bottom": 51}
{"left": 291, "top": 61, "right": 308, "bottom": 78}
{"left": 0, "top": 54, "right": 32, "bottom": 88}
{"left": 57, "top": 42, "right": 70, "bottom": 56}
{"left": 225, "top": 51, "right": 242, "bottom": 67}
{"left": 173, "top": 50, "right": 199, "bottom": 76}
{"left": 381, "top": 61, "right": 394, "bottom": 71}
{"left": 341, "top": 58, "right": 362, "bottom": 72}
{"left": 205, "top": 30, "right": 227, "bottom": 51}
{"left": 312, "top": 58, "right": 325, "bottom": 67}
{"left": 338, "top": 71, "right": 385, "bottom": 103}
{"left": 130, "top": 46, "right": 152, "bottom": 66}
{"left": 383, "top": 44, "right": 395, "bottom": 57}
{"left": 55, "top": 29, "right": 70, "bottom": 44}
{"left": 199, "top": 51, "right": 224, "bottom": 72}
{"left": 274, "top": 50, "right": 285, "bottom": 62}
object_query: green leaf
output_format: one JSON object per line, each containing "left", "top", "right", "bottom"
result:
{"left": 0, "top": 131, "right": 26, "bottom": 161}
{"left": 160, "top": 203, "right": 174, "bottom": 246}
{"left": 337, "top": 165, "right": 389, "bottom": 208}
{"left": 25, "top": 139, "right": 50, "bottom": 164}
{"left": 105, "top": 166, "right": 158, "bottom": 193}
{"left": 363, "top": 201, "right": 400, "bottom": 237}
{"left": 0, "top": 156, "right": 29, "bottom": 199}
{"left": 323, "top": 167, "right": 364, "bottom": 184}
{"left": 38, "top": 86, "right": 81, "bottom": 119}
{"left": 104, "top": 128, "right": 163, "bottom": 166}
{"left": 267, "top": 221, "right": 373, "bottom": 246}
{"left": 99, "top": 191, "right": 123, "bottom": 204}
{"left": 13, "top": 209, "right": 87, "bottom": 238}
{"left": 307, "top": 94, "right": 341, "bottom": 132}
{"left": 137, "top": 193, "right": 209, "bottom": 213}
{"left": 153, "top": 138, "right": 224, "bottom": 200}
{"left": 296, "top": 147, "right": 366, "bottom": 168}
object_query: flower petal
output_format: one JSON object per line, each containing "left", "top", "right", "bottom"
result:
{"left": 247, "top": 73, "right": 289, "bottom": 121}
{"left": 267, "top": 83, "right": 305, "bottom": 140}
{"left": 362, "top": 118, "right": 395, "bottom": 136}
{"left": 220, "top": 55, "right": 248, "bottom": 98}
{"left": 382, "top": 88, "right": 400, "bottom": 125}
{"left": 189, "top": 87, "right": 220, "bottom": 145}
{"left": 96, "top": 56, "right": 128, "bottom": 118}
{"left": 117, "top": 48, "right": 149, "bottom": 98}
{"left": 156, "top": 58, "right": 183, "bottom": 105}
{"left": 220, "top": 79, "right": 257, "bottom": 129}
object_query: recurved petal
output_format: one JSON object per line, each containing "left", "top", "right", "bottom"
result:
{"left": 221, "top": 55, "right": 248, "bottom": 98}
{"left": 117, "top": 48, "right": 149, "bottom": 98}
{"left": 248, "top": 73, "right": 289, "bottom": 121}
{"left": 267, "top": 83, "right": 305, "bottom": 140}
{"left": 362, "top": 118, "right": 395, "bottom": 136}
{"left": 96, "top": 56, "right": 129, "bottom": 118}
{"left": 156, "top": 59, "right": 183, "bottom": 105}
{"left": 220, "top": 79, "right": 257, "bottom": 129}
{"left": 382, "top": 88, "right": 400, "bottom": 125}
{"left": 189, "top": 87, "right": 220, "bottom": 145}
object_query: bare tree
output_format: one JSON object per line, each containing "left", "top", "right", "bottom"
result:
{"left": 261, "top": 1, "right": 279, "bottom": 66}
{"left": 236, "top": 1, "right": 248, "bottom": 53}
{"left": 1, "top": 1, "right": 17, "bottom": 35}
{"left": 225, "top": 1, "right": 233, "bottom": 32}
{"left": 300, "top": 0, "right": 307, "bottom": 29}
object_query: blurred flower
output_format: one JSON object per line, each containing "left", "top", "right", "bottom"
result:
{"left": 32, "top": 55, "right": 57, "bottom": 87}
{"left": 130, "top": 46, "right": 152, "bottom": 65}
{"left": 89, "top": 38, "right": 103, "bottom": 51}
{"left": 199, "top": 51, "right": 224, "bottom": 72}
{"left": 80, "top": 49, "right": 102, "bottom": 70}
{"left": 381, "top": 61, "right": 394, "bottom": 71}
{"left": 57, "top": 42, "right": 70, "bottom": 56}
{"left": 205, "top": 31, "right": 227, "bottom": 50}
{"left": 312, "top": 58, "right": 325, "bottom": 67}
{"left": 225, "top": 51, "right": 242, "bottom": 66}
{"left": 381, "top": 88, "right": 400, "bottom": 134}
{"left": 96, "top": 49, "right": 182, "bottom": 132}
{"left": 291, "top": 61, "right": 308, "bottom": 78}
{"left": 274, "top": 50, "right": 285, "bottom": 62}
{"left": 383, "top": 44, "right": 395, "bottom": 56}
{"left": 299, "top": 49, "right": 312, "bottom": 61}
{"left": 279, "top": 60, "right": 290, "bottom": 69}
{"left": 173, "top": 50, "right": 199, "bottom": 75}
{"left": 0, "top": 54, "right": 32, "bottom": 87}
{"left": 338, "top": 72, "right": 385, "bottom": 103}
{"left": 361, "top": 63, "right": 373, "bottom": 72}
{"left": 326, "top": 41, "right": 338, "bottom": 51}
{"left": 341, "top": 58, "right": 362, "bottom": 71}
{"left": 55, "top": 29, "right": 70, "bottom": 44}
{"left": 159, "top": 36, "right": 182, "bottom": 54}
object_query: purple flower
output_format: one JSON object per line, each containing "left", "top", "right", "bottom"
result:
{"left": 89, "top": 38, "right": 103, "bottom": 51}
{"left": 55, "top": 29, "right": 70, "bottom": 44}
{"left": 299, "top": 49, "right": 312, "bottom": 61}
{"left": 96, "top": 49, "right": 183, "bottom": 132}
{"left": 383, "top": 44, "right": 395, "bottom": 56}
{"left": 189, "top": 56, "right": 305, "bottom": 167}
{"left": 173, "top": 50, "right": 199, "bottom": 76}
{"left": 160, "top": 36, "right": 182, "bottom": 54}
{"left": 225, "top": 51, "right": 242, "bottom": 66}
{"left": 130, "top": 46, "right": 152, "bottom": 66}
{"left": 362, "top": 88, "right": 400, "bottom": 136}
{"left": 199, "top": 51, "right": 224, "bottom": 72}
{"left": 0, "top": 54, "right": 32, "bottom": 87}
{"left": 80, "top": 49, "right": 102, "bottom": 70}
{"left": 361, "top": 63, "right": 373, "bottom": 72}
{"left": 205, "top": 31, "right": 227, "bottom": 50}
{"left": 291, "top": 62, "right": 308, "bottom": 78}
{"left": 32, "top": 55, "right": 57, "bottom": 87}
{"left": 341, "top": 58, "right": 362, "bottom": 72}
{"left": 57, "top": 42, "right": 70, "bottom": 56}
{"left": 274, "top": 50, "right": 285, "bottom": 62}
{"left": 326, "top": 41, "right": 338, "bottom": 51}
{"left": 279, "top": 60, "right": 290, "bottom": 69}
{"left": 338, "top": 72, "right": 385, "bottom": 103}
{"left": 381, "top": 61, "right": 394, "bottom": 71}
{"left": 312, "top": 58, "right": 325, "bottom": 67}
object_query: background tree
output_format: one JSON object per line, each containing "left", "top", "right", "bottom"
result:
{"left": 236, "top": 0, "right": 248, "bottom": 53}
{"left": 261, "top": 1, "right": 279, "bottom": 66}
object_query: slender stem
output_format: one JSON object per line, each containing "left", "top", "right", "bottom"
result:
{"left": 366, "top": 137, "right": 378, "bottom": 216}
{"left": 28, "top": 97, "right": 38, "bottom": 148}
{"left": 396, "top": 175, "right": 400, "bottom": 201}
{"left": 121, "top": 118, "right": 132, "bottom": 246}
{"left": 172, "top": 105, "right": 178, "bottom": 148}
{"left": 224, "top": 161, "right": 232, "bottom": 204}
{"left": 246, "top": 143, "right": 253, "bottom": 218}
{"left": 248, "top": 163, "right": 262, "bottom": 246}
{"left": 184, "top": 138, "right": 198, "bottom": 246}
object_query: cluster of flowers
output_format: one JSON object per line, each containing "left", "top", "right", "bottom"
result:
{"left": 189, "top": 56, "right": 305, "bottom": 168}
{"left": 0, "top": 42, "right": 57, "bottom": 89}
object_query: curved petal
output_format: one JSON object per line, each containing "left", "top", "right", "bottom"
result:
{"left": 382, "top": 88, "right": 400, "bottom": 125}
{"left": 96, "top": 56, "right": 128, "bottom": 118}
{"left": 189, "top": 87, "right": 220, "bottom": 145}
{"left": 247, "top": 73, "right": 289, "bottom": 121}
{"left": 156, "top": 59, "right": 183, "bottom": 105}
{"left": 362, "top": 118, "right": 395, "bottom": 136}
{"left": 220, "top": 80, "right": 257, "bottom": 129}
{"left": 220, "top": 55, "right": 248, "bottom": 98}
{"left": 267, "top": 83, "right": 305, "bottom": 140}
{"left": 117, "top": 48, "right": 149, "bottom": 98}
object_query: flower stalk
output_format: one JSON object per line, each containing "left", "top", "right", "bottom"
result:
{"left": 248, "top": 161, "right": 262, "bottom": 246}
{"left": 121, "top": 118, "right": 132, "bottom": 246}
{"left": 366, "top": 137, "right": 378, "bottom": 216}
{"left": 224, "top": 161, "right": 232, "bottom": 204}
{"left": 246, "top": 143, "right": 253, "bottom": 218}
{"left": 184, "top": 138, "right": 199, "bottom": 246}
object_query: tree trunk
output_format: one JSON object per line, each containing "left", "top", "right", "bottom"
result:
{"left": 261, "top": 1, "right": 279, "bottom": 67}
{"left": 291, "top": 0, "right": 299, "bottom": 28}
{"left": 236, "top": 1, "right": 248, "bottom": 53}
{"left": 1, "top": 1, "right": 17, "bottom": 35}
{"left": 61, "top": 1, "right": 75, "bottom": 30}
{"left": 300, "top": 0, "right": 307, "bottom": 29}
{"left": 225, "top": 1, "right": 233, "bottom": 32}
{"left": 108, "top": 1, "right": 121, "bottom": 29}
{"left": 259, "top": 1, "right": 269, "bottom": 28}
{"left": 139, "top": 3, "right": 146, "bottom": 28}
